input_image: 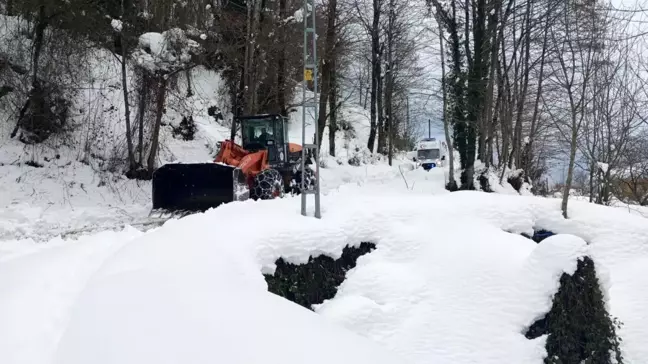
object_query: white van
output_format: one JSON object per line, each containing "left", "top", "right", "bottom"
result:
{"left": 408, "top": 138, "right": 447, "bottom": 170}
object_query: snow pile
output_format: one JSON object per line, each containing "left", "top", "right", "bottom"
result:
{"left": 110, "top": 19, "right": 123, "bottom": 32}
{"left": 0, "top": 177, "right": 646, "bottom": 363}
{"left": 51, "top": 233, "right": 403, "bottom": 364}
{"left": 0, "top": 228, "right": 144, "bottom": 364}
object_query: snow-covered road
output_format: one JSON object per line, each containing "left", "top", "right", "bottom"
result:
{"left": 0, "top": 157, "right": 431, "bottom": 242}
{"left": 0, "top": 167, "right": 647, "bottom": 364}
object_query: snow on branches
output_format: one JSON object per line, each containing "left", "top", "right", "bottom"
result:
{"left": 133, "top": 28, "right": 202, "bottom": 76}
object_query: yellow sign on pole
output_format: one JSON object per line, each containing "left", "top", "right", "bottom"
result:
{"left": 304, "top": 69, "right": 313, "bottom": 81}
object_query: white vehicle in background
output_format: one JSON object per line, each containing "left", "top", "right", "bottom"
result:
{"left": 407, "top": 138, "right": 447, "bottom": 171}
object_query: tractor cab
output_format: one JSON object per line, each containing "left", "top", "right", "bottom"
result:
{"left": 239, "top": 114, "right": 289, "bottom": 166}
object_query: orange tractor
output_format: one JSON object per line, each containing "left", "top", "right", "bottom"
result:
{"left": 151, "top": 114, "right": 315, "bottom": 215}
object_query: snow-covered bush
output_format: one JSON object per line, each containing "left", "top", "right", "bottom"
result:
{"left": 207, "top": 105, "right": 224, "bottom": 122}
{"left": 472, "top": 163, "right": 533, "bottom": 195}
{"left": 319, "top": 156, "right": 330, "bottom": 168}
{"left": 339, "top": 117, "right": 357, "bottom": 141}
{"left": 133, "top": 28, "right": 201, "bottom": 76}
{"left": 171, "top": 115, "right": 197, "bottom": 141}
{"left": 527, "top": 258, "right": 624, "bottom": 363}
{"left": 347, "top": 146, "right": 379, "bottom": 167}
{"left": 521, "top": 232, "right": 624, "bottom": 364}
{"left": 348, "top": 154, "right": 362, "bottom": 167}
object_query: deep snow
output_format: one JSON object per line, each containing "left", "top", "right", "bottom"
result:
{"left": 0, "top": 169, "right": 647, "bottom": 364}
{"left": 2, "top": 13, "right": 647, "bottom": 363}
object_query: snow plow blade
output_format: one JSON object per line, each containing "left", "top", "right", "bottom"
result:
{"left": 151, "top": 163, "right": 249, "bottom": 215}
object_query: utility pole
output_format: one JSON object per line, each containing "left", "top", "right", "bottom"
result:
{"left": 301, "top": 0, "right": 321, "bottom": 218}
{"left": 428, "top": 119, "right": 431, "bottom": 139}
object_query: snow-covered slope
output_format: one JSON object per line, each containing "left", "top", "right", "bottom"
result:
{"left": 0, "top": 170, "right": 646, "bottom": 363}
{"left": 0, "top": 16, "right": 416, "bottom": 241}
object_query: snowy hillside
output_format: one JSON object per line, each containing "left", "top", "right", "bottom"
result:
{"left": 0, "top": 69, "right": 418, "bottom": 240}
{"left": 0, "top": 12, "right": 417, "bottom": 241}
{"left": 1, "top": 170, "right": 647, "bottom": 363}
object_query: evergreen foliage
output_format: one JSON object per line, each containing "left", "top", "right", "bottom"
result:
{"left": 264, "top": 242, "right": 375, "bottom": 310}
{"left": 526, "top": 256, "right": 624, "bottom": 364}
{"left": 520, "top": 231, "right": 624, "bottom": 364}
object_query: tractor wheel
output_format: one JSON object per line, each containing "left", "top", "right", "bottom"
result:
{"left": 290, "top": 166, "right": 316, "bottom": 195}
{"left": 252, "top": 168, "right": 284, "bottom": 200}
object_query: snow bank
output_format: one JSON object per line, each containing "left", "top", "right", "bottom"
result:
{"left": 52, "top": 230, "right": 404, "bottom": 364}
{"left": 0, "top": 228, "right": 143, "bottom": 364}
{"left": 0, "top": 173, "right": 646, "bottom": 363}
{"left": 0, "top": 159, "right": 151, "bottom": 241}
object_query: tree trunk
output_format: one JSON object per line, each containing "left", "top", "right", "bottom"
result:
{"left": 147, "top": 78, "right": 167, "bottom": 178}
{"left": 385, "top": 0, "right": 395, "bottom": 165}
{"left": 561, "top": 111, "right": 579, "bottom": 218}
{"left": 462, "top": 0, "right": 487, "bottom": 189}
{"left": 120, "top": 31, "right": 136, "bottom": 172}
{"left": 367, "top": 0, "right": 381, "bottom": 152}
{"left": 464, "top": 0, "right": 472, "bottom": 70}
{"left": 317, "top": 0, "right": 337, "bottom": 150}
{"left": 31, "top": 5, "right": 47, "bottom": 88}
{"left": 512, "top": 3, "right": 533, "bottom": 169}
{"left": 247, "top": 0, "right": 265, "bottom": 114}
{"left": 243, "top": 0, "right": 255, "bottom": 115}
{"left": 137, "top": 74, "right": 149, "bottom": 166}
{"left": 446, "top": 2, "right": 467, "bottom": 184}
{"left": 317, "top": 60, "right": 331, "bottom": 149}
{"left": 329, "top": 59, "right": 338, "bottom": 157}
{"left": 438, "top": 16, "right": 457, "bottom": 190}
{"left": 277, "top": 0, "right": 287, "bottom": 116}
{"left": 523, "top": 4, "right": 551, "bottom": 181}
{"left": 185, "top": 69, "right": 193, "bottom": 97}
{"left": 481, "top": 8, "right": 499, "bottom": 166}
{"left": 589, "top": 159, "right": 597, "bottom": 202}
{"left": 498, "top": 30, "right": 514, "bottom": 181}
{"left": 358, "top": 66, "right": 364, "bottom": 106}
{"left": 231, "top": 60, "right": 245, "bottom": 142}
{"left": 11, "top": 4, "right": 47, "bottom": 139}
{"left": 377, "top": 60, "right": 385, "bottom": 154}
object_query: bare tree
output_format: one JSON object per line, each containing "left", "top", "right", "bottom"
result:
{"left": 545, "top": 0, "right": 600, "bottom": 218}
{"left": 351, "top": 0, "right": 382, "bottom": 152}
{"left": 317, "top": 0, "right": 338, "bottom": 150}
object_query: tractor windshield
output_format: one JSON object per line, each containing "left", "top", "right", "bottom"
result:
{"left": 243, "top": 117, "right": 285, "bottom": 146}
{"left": 241, "top": 116, "right": 286, "bottom": 163}
{"left": 417, "top": 149, "right": 440, "bottom": 160}
{"left": 245, "top": 119, "right": 272, "bottom": 142}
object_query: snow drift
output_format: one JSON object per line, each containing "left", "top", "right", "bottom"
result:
{"left": 0, "top": 169, "right": 646, "bottom": 364}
